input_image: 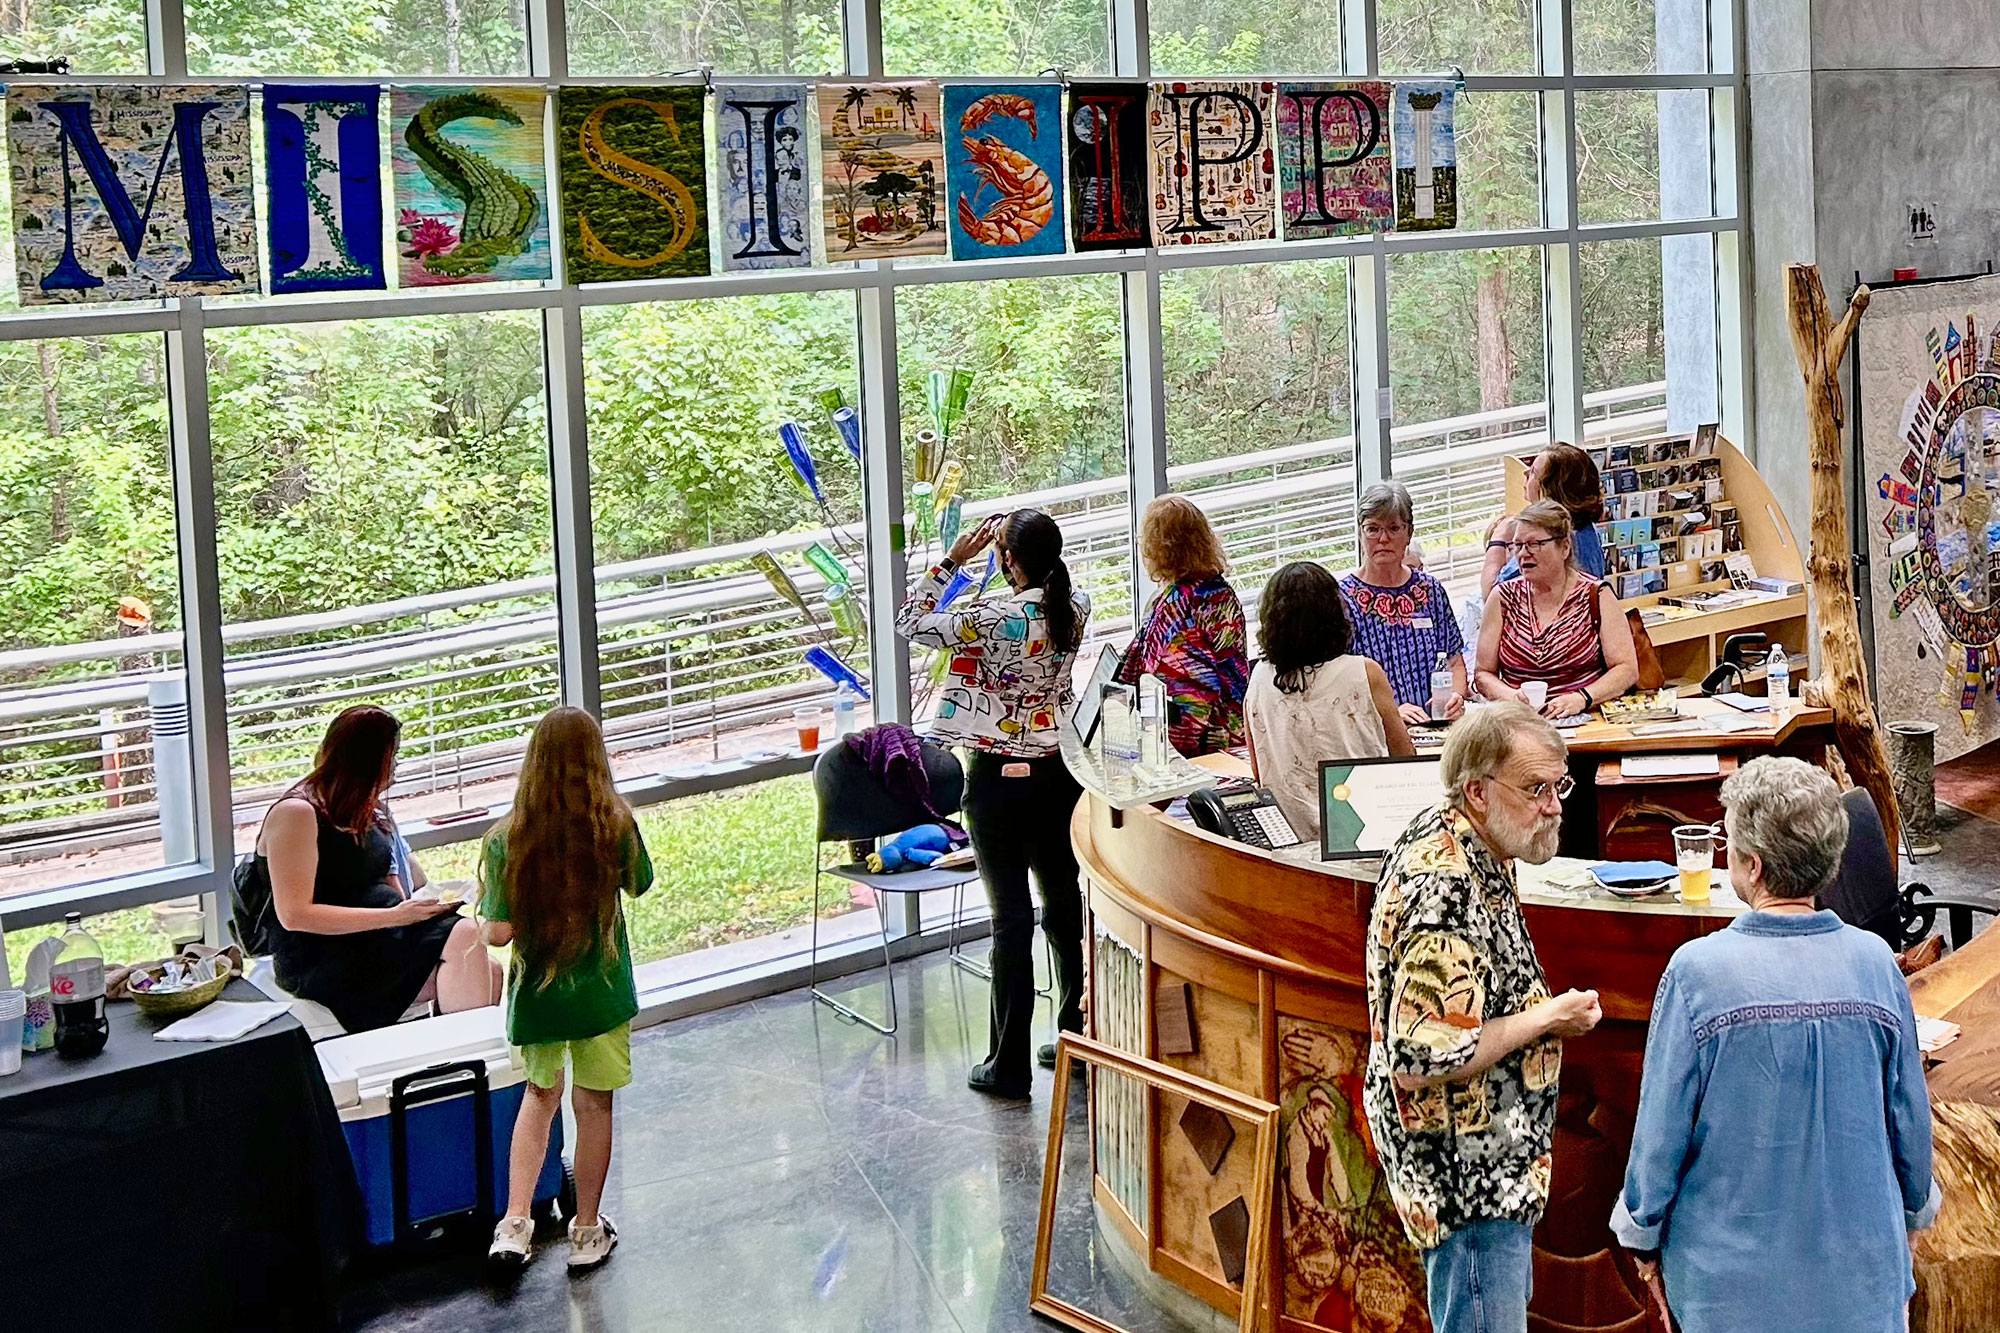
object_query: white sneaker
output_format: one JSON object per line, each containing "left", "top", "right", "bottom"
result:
{"left": 568, "top": 1214, "right": 618, "bottom": 1270}
{"left": 488, "top": 1214, "right": 534, "bottom": 1270}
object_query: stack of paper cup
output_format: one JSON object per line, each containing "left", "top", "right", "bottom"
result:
{"left": 0, "top": 990, "right": 25, "bottom": 1075}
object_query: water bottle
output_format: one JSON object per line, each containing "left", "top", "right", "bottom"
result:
{"left": 1766, "top": 643, "right": 1790, "bottom": 707}
{"left": 1099, "top": 683, "right": 1141, "bottom": 795}
{"left": 832, "top": 681, "right": 861, "bottom": 739}
{"left": 49, "top": 913, "right": 108, "bottom": 1057}
{"left": 1137, "top": 674, "right": 1169, "bottom": 773}
{"left": 1429, "top": 652, "right": 1454, "bottom": 721}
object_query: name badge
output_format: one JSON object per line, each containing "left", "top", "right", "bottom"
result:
{"left": 1002, "top": 762, "right": 1032, "bottom": 778}
{"left": 1411, "top": 616, "right": 1434, "bottom": 629}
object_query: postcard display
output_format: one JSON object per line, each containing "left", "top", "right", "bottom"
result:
{"left": 1504, "top": 433, "right": 1808, "bottom": 687}
{"left": 3, "top": 77, "right": 1461, "bottom": 305}
{"left": 1855, "top": 273, "right": 2000, "bottom": 760}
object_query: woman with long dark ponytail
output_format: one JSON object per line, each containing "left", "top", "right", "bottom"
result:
{"left": 896, "top": 508, "right": 1090, "bottom": 1098}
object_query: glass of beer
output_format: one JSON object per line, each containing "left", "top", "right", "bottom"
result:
{"left": 1674, "top": 824, "right": 1715, "bottom": 903}
{"left": 795, "top": 705, "right": 823, "bottom": 753}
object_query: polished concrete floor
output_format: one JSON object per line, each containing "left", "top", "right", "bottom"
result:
{"left": 342, "top": 952, "right": 1186, "bottom": 1333}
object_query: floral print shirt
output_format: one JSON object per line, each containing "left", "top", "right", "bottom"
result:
{"left": 1113, "top": 574, "right": 1249, "bottom": 756}
{"left": 1360, "top": 802, "right": 1563, "bottom": 1250}
{"left": 895, "top": 561, "right": 1091, "bottom": 757}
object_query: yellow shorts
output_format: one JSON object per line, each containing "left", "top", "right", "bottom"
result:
{"left": 519, "top": 1023, "right": 631, "bottom": 1092}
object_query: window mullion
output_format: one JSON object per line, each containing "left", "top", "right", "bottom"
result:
{"left": 1538, "top": 0, "right": 1585, "bottom": 446}
{"left": 144, "top": 0, "right": 187, "bottom": 78}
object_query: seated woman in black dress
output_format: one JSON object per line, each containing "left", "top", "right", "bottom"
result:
{"left": 257, "top": 706, "right": 501, "bottom": 1032}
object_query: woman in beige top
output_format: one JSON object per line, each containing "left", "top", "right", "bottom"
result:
{"left": 1245, "top": 561, "right": 1415, "bottom": 841}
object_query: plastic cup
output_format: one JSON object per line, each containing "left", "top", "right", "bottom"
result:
{"left": 795, "top": 706, "right": 822, "bottom": 753}
{"left": 1674, "top": 824, "right": 1715, "bottom": 904}
{"left": 0, "top": 990, "right": 24, "bottom": 1075}
{"left": 1521, "top": 680, "right": 1549, "bottom": 711}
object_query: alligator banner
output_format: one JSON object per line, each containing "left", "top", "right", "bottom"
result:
{"left": 556, "top": 86, "right": 710, "bottom": 283}
{"left": 263, "top": 84, "right": 384, "bottom": 294}
{"left": 942, "top": 83, "right": 1064, "bottom": 260}
{"left": 390, "top": 86, "right": 552, "bottom": 287}
{"left": 7, "top": 84, "right": 261, "bottom": 304}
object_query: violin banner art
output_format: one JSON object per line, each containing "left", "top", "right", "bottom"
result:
{"left": 1148, "top": 81, "right": 1278, "bottom": 248}
{"left": 1277, "top": 81, "right": 1392, "bottom": 240}
{"left": 263, "top": 83, "right": 385, "bottom": 294}
{"left": 1065, "top": 81, "right": 1148, "bottom": 253}
{"left": 942, "top": 83, "right": 1064, "bottom": 260}
{"left": 8, "top": 84, "right": 261, "bottom": 304}
{"left": 556, "top": 86, "right": 710, "bottom": 283}
{"left": 391, "top": 85, "right": 552, "bottom": 287}
{"left": 819, "top": 83, "right": 947, "bottom": 261}
{"left": 716, "top": 82, "right": 814, "bottom": 271}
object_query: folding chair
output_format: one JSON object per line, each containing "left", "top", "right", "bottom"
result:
{"left": 808, "top": 738, "right": 981, "bottom": 1034}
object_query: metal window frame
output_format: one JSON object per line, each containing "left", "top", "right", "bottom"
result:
{"left": 0, "top": 0, "right": 1751, "bottom": 973}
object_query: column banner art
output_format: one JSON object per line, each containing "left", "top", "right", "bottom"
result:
{"left": 263, "top": 84, "right": 384, "bottom": 294}
{"left": 391, "top": 86, "right": 552, "bottom": 287}
{"left": 557, "top": 86, "right": 709, "bottom": 283}
{"left": 819, "top": 83, "right": 947, "bottom": 261}
{"left": 1856, "top": 273, "right": 2000, "bottom": 759}
{"left": 1148, "top": 81, "right": 1278, "bottom": 248}
{"left": 716, "top": 82, "right": 812, "bottom": 271}
{"left": 1066, "top": 81, "right": 1148, "bottom": 253}
{"left": 7, "top": 84, "right": 260, "bottom": 304}
{"left": 1392, "top": 81, "right": 1458, "bottom": 232}
{"left": 942, "top": 84, "right": 1064, "bottom": 260}
{"left": 1277, "top": 82, "right": 1391, "bottom": 240}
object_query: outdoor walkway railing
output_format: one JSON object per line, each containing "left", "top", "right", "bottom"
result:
{"left": 0, "top": 383, "right": 1668, "bottom": 867}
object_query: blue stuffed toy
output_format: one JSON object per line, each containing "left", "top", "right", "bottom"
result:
{"left": 866, "top": 823, "right": 959, "bottom": 873}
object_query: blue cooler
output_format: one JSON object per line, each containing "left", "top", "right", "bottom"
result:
{"left": 316, "top": 1007, "right": 573, "bottom": 1249}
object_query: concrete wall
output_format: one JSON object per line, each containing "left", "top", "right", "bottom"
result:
{"left": 1747, "top": 0, "right": 2000, "bottom": 534}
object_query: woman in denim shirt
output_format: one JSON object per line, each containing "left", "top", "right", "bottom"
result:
{"left": 1613, "top": 757, "right": 1939, "bottom": 1332}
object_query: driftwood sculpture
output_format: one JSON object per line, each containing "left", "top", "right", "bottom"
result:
{"left": 1785, "top": 263, "right": 1902, "bottom": 856}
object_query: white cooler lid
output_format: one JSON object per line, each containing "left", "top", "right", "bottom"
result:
{"left": 316, "top": 1007, "right": 521, "bottom": 1113}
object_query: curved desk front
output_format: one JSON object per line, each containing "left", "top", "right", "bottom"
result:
{"left": 1073, "top": 780, "right": 1740, "bottom": 1333}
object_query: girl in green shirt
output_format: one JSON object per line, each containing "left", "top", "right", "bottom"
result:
{"left": 479, "top": 706, "right": 654, "bottom": 1272}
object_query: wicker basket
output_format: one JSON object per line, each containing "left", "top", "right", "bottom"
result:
{"left": 131, "top": 965, "right": 229, "bottom": 1019}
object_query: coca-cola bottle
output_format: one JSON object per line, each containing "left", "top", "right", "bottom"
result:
{"left": 50, "top": 912, "right": 108, "bottom": 1057}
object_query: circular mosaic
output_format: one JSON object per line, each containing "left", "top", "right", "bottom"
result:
{"left": 1915, "top": 373, "right": 2000, "bottom": 647}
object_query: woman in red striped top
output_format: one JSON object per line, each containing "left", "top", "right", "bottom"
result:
{"left": 1475, "top": 500, "right": 1638, "bottom": 720}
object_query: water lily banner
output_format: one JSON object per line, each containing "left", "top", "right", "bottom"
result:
{"left": 556, "top": 86, "right": 709, "bottom": 284}
{"left": 716, "top": 82, "right": 813, "bottom": 271}
{"left": 391, "top": 85, "right": 552, "bottom": 287}
{"left": 818, "top": 83, "right": 946, "bottom": 261}
{"left": 7, "top": 84, "right": 261, "bottom": 304}
{"left": 263, "top": 83, "right": 384, "bottom": 294}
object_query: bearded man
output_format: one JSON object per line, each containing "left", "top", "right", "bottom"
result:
{"left": 1359, "top": 701, "right": 1601, "bottom": 1333}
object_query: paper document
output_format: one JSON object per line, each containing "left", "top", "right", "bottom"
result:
{"left": 154, "top": 1000, "right": 289, "bottom": 1042}
{"left": 1620, "top": 753, "right": 1721, "bottom": 779}
{"left": 1917, "top": 1017, "right": 1961, "bottom": 1054}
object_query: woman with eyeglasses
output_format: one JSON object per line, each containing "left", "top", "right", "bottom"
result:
{"left": 1475, "top": 499, "right": 1637, "bottom": 721}
{"left": 1340, "top": 481, "right": 1468, "bottom": 725}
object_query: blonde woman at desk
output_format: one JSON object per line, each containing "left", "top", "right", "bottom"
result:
{"left": 1245, "top": 561, "right": 1415, "bottom": 842}
{"left": 1476, "top": 500, "right": 1637, "bottom": 721}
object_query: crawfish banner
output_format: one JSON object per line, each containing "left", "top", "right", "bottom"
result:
{"left": 1391, "top": 81, "right": 1458, "bottom": 232}
{"left": 818, "top": 83, "right": 947, "bottom": 261}
{"left": 1277, "top": 81, "right": 1391, "bottom": 240}
{"left": 942, "top": 83, "right": 1064, "bottom": 260}
{"left": 263, "top": 84, "right": 384, "bottom": 294}
{"left": 1147, "top": 81, "right": 1278, "bottom": 247}
{"left": 8, "top": 84, "right": 260, "bottom": 304}
{"left": 557, "top": 86, "right": 710, "bottom": 283}
{"left": 1066, "top": 81, "right": 1148, "bottom": 252}
{"left": 716, "top": 82, "right": 813, "bottom": 271}
{"left": 391, "top": 86, "right": 552, "bottom": 287}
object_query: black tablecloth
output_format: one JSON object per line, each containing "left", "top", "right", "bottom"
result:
{"left": 0, "top": 978, "right": 362, "bottom": 1331}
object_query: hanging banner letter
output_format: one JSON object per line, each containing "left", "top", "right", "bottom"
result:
{"left": 263, "top": 84, "right": 384, "bottom": 294}
{"left": 717, "top": 82, "right": 813, "bottom": 271}
{"left": 1147, "top": 81, "right": 1277, "bottom": 247}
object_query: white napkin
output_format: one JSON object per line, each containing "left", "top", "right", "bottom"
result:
{"left": 154, "top": 1000, "right": 289, "bottom": 1042}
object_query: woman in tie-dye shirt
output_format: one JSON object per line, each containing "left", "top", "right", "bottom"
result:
{"left": 1113, "top": 496, "right": 1249, "bottom": 757}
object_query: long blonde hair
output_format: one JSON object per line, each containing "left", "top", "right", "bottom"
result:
{"left": 482, "top": 706, "right": 632, "bottom": 987}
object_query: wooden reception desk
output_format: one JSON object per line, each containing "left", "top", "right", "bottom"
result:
{"left": 1072, "top": 769, "right": 1751, "bottom": 1333}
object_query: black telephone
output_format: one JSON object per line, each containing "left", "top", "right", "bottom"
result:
{"left": 1187, "top": 781, "right": 1304, "bottom": 850}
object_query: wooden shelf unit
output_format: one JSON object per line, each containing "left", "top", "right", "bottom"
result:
{"left": 1506, "top": 434, "right": 1808, "bottom": 687}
